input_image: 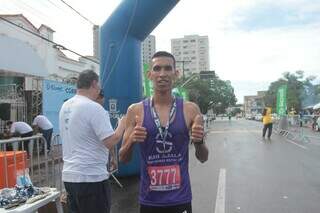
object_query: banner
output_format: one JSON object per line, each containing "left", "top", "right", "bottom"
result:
{"left": 276, "top": 84, "right": 287, "bottom": 116}
{"left": 42, "top": 80, "right": 76, "bottom": 133}
{"left": 172, "top": 87, "right": 189, "bottom": 100}
{"left": 143, "top": 64, "right": 153, "bottom": 97}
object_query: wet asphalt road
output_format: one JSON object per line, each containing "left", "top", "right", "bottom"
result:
{"left": 110, "top": 119, "right": 320, "bottom": 213}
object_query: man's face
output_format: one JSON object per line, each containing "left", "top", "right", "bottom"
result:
{"left": 148, "top": 56, "right": 179, "bottom": 91}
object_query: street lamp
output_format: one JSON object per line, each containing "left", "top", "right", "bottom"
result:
{"left": 180, "top": 73, "right": 198, "bottom": 88}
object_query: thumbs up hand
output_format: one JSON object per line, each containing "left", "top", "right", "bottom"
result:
{"left": 191, "top": 114, "right": 205, "bottom": 144}
{"left": 135, "top": 115, "right": 143, "bottom": 127}
{"left": 131, "top": 115, "right": 147, "bottom": 143}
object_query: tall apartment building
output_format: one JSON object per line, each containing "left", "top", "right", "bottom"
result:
{"left": 93, "top": 25, "right": 100, "bottom": 60}
{"left": 171, "top": 35, "right": 210, "bottom": 78}
{"left": 141, "top": 35, "right": 156, "bottom": 66}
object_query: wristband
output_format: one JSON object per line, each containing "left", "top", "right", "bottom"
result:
{"left": 195, "top": 139, "right": 204, "bottom": 145}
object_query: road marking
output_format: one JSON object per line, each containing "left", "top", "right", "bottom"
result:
{"left": 286, "top": 139, "right": 308, "bottom": 150}
{"left": 209, "top": 130, "right": 261, "bottom": 134}
{"left": 223, "top": 138, "right": 227, "bottom": 148}
{"left": 214, "top": 168, "right": 226, "bottom": 213}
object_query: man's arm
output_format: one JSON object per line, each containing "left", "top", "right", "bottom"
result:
{"left": 109, "top": 146, "right": 117, "bottom": 171}
{"left": 119, "top": 104, "right": 147, "bottom": 163}
{"left": 103, "top": 116, "right": 126, "bottom": 150}
{"left": 187, "top": 102, "right": 209, "bottom": 163}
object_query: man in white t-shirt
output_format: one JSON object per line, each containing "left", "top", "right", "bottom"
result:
{"left": 32, "top": 115, "right": 53, "bottom": 152}
{"left": 6, "top": 121, "right": 33, "bottom": 155}
{"left": 95, "top": 90, "right": 117, "bottom": 172}
{"left": 59, "top": 70, "right": 126, "bottom": 213}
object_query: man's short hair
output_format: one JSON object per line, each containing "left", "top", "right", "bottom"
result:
{"left": 151, "top": 51, "right": 176, "bottom": 69}
{"left": 6, "top": 121, "right": 12, "bottom": 126}
{"left": 77, "top": 70, "right": 99, "bottom": 89}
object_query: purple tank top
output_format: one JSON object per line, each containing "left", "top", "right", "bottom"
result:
{"left": 139, "top": 98, "right": 192, "bottom": 206}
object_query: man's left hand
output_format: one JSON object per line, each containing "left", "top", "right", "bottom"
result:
{"left": 191, "top": 114, "right": 204, "bottom": 143}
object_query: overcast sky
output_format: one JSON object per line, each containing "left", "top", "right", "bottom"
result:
{"left": 1, "top": 0, "right": 320, "bottom": 103}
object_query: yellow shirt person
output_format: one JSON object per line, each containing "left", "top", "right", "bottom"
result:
{"left": 262, "top": 107, "right": 273, "bottom": 139}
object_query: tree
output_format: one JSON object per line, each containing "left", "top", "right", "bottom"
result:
{"left": 175, "top": 73, "right": 237, "bottom": 114}
{"left": 264, "top": 70, "right": 318, "bottom": 112}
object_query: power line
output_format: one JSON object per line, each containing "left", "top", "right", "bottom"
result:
{"left": 0, "top": 16, "right": 99, "bottom": 65}
{"left": 59, "top": 0, "right": 96, "bottom": 25}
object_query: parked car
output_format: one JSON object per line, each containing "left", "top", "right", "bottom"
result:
{"left": 255, "top": 114, "right": 263, "bottom": 122}
{"left": 246, "top": 114, "right": 255, "bottom": 120}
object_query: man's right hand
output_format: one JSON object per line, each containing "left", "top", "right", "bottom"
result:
{"left": 130, "top": 115, "right": 147, "bottom": 143}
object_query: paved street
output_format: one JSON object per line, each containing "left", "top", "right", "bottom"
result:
{"left": 111, "top": 119, "right": 320, "bottom": 213}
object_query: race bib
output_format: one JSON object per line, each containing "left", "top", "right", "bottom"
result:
{"left": 147, "top": 165, "right": 181, "bottom": 191}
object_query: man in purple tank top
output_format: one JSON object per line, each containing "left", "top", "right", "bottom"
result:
{"left": 119, "top": 51, "right": 209, "bottom": 213}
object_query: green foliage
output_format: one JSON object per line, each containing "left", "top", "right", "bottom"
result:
{"left": 264, "top": 70, "right": 318, "bottom": 112}
{"left": 175, "top": 73, "right": 237, "bottom": 114}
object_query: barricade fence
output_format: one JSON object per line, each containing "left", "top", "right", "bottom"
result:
{"left": 0, "top": 134, "right": 63, "bottom": 191}
{"left": 0, "top": 132, "right": 125, "bottom": 192}
{"left": 273, "top": 115, "right": 320, "bottom": 144}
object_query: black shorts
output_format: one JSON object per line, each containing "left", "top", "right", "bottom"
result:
{"left": 64, "top": 179, "right": 111, "bottom": 213}
{"left": 140, "top": 202, "right": 192, "bottom": 213}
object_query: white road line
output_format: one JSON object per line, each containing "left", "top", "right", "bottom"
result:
{"left": 210, "top": 130, "right": 261, "bottom": 134}
{"left": 214, "top": 168, "right": 226, "bottom": 213}
{"left": 286, "top": 139, "right": 308, "bottom": 150}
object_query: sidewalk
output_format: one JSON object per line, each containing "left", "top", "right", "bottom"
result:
{"left": 284, "top": 125, "right": 320, "bottom": 144}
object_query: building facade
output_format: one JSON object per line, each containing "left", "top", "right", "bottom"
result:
{"left": 141, "top": 35, "right": 156, "bottom": 66}
{"left": 93, "top": 25, "right": 100, "bottom": 60}
{"left": 0, "top": 14, "right": 99, "bottom": 125}
{"left": 171, "top": 35, "right": 210, "bottom": 78}
{"left": 244, "top": 91, "right": 267, "bottom": 116}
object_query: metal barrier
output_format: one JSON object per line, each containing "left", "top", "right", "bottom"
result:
{"left": 0, "top": 134, "right": 63, "bottom": 190}
{"left": 50, "top": 134, "right": 64, "bottom": 192}
{"left": 50, "top": 134, "right": 123, "bottom": 189}
{"left": 108, "top": 145, "right": 123, "bottom": 188}
{"left": 274, "top": 115, "right": 320, "bottom": 144}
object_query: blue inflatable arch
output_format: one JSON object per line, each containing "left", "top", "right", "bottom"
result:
{"left": 100, "top": 0, "right": 180, "bottom": 176}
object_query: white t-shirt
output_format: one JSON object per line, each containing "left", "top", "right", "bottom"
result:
{"left": 59, "top": 95, "right": 114, "bottom": 183}
{"left": 10, "top": 122, "right": 33, "bottom": 134}
{"left": 32, "top": 115, "right": 53, "bottom": 130}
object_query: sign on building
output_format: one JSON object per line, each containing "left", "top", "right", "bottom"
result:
{"left": 42, "top": 80, "right": 76, "bottom": 133}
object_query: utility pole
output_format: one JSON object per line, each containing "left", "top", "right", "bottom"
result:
{"left": 176, "top": 60, "right": 191, "bottom": 81}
